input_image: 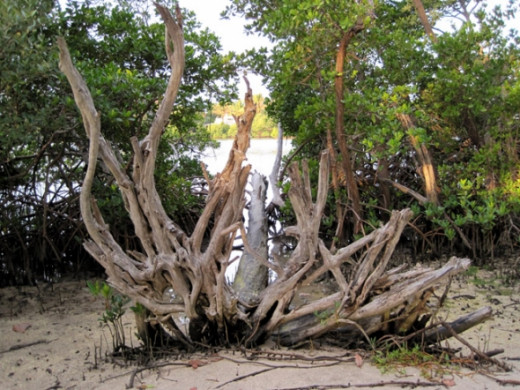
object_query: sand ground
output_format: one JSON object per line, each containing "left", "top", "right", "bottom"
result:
{"left": 1, "top": 266, "right": 519, "bottom": 390}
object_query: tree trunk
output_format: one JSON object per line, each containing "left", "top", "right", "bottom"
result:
{"left": 396, "top": 113, "right": 439, "bottom": 205}
{"left": 233, "top": 172, "right": 269, "bottom": 307}
{"left": 268, "top": 123, "right": 285, "bottom": 207}
{"left": 326, "top": 126, "right": 346, "bottom": 250}
{"left": 411, "top": 0, "right": 437, "bottom": 43}
{"left": 377, "top": 157, "right": 392, "bottom": 210}
{"left": 335, "top": 30, "right": 363, "bottom": 233}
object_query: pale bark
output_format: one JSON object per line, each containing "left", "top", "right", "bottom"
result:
{"left": 422, "top": 306, "right": 492, "bottom": 344}
{"left": 60, "top": 4, "right": 483, "bottom": 348}
{"left": 234, "top": 172, "right": 269, "bottom": 307}
{"left": 268, "top": 123, "right": 285, "bottom": 207}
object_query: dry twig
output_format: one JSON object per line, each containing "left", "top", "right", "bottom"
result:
{"left": 440, "top": 321, "right": 511, "bottom": 371}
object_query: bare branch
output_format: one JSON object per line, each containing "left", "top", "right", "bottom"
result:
{"left": 269, "top": 123, "right": 285, "bottom": 207}
{"left": 57, "top": 37, "right": 103, "bottom": 246}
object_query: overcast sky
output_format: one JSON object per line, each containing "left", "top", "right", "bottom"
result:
{"left": 183, "top": 0, "right": 269, "bottom": 54}
{"left": 182, "top": 0, "right": 272, "bottom": 98}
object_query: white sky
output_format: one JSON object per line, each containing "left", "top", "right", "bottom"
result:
{"left": 181, "top": 0, "right": 272, "bottom": 97}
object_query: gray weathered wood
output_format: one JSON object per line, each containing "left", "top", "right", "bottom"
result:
{"left": 423, "top": 306, "right": 493, "bottom": 344}
{"left": 234, "top": 172, "right": 269, "bottom": 307}
{"left": 60, "top": 4, "right": 485, "bottom": 348}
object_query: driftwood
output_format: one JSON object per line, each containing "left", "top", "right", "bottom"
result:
{"left": 0, "top": 339, "right": 52, "bottom": 354}
{"left": 233, "top": 172, "right": 269, "bottom": 307}
{"left": 268, "top": 123, "right": 285, "bottom": 207}
{"left": 58, "top": 4, "right": 487, "bottom": 348}
{"left": 423, "top": 306, "right": 492, "bottom": 344}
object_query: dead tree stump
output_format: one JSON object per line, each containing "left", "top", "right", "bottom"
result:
{"left": 58, "top": 4, "right": 484, "bottom": 348}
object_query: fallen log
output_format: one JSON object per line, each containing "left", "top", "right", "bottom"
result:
{"left": 273, "top": 257, "right": 473, "bottom": 346}
{"left": 423, "top": 306, "right": 492, "bottom": 344}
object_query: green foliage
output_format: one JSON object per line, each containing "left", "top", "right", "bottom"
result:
{"left": 0, "top": 0, "right": 89, "bottom": 285}
{"left": 373, "top": 343, "right": 451, "bottom": 379}
{"left": 0, "top": 0, "right": 240, "bottom": 284}
{"left": 87, "top": 280, "right": 130, "bottom": 350}
{"left": 155, "top": 125, "right": 217, "bottom": 232}
{"left": 313, "top": 301, "right": 341, "bottom": 325}
{"left": 130, "top": 302, "right": 146, "bottom": 316}
{"left": 208, "top": 123, "right": 237, "bottom": 139}
{"left": 3, "top": 0, "right": 520, "bottom": 288}
{"left": 228, "top": 0, "right": 520, "bottom": 260}
{"left": 464, "top": 265, "right": 479, "bottom": 278}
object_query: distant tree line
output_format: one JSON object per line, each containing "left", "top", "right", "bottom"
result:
{"left": 206, "top": 94, "right": 279, "bottom": 139}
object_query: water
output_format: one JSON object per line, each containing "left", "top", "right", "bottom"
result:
{"left": 201, "top": 138, "right": 293, "bottom": 178}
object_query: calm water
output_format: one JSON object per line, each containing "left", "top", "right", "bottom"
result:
{"left": 201, "top": 138, "right": 293, "bottom": 177}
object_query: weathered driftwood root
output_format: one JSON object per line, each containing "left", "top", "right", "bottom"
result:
{"left": 273, "top": 257, "right": 472, "bottom": 345}
{"left": 59, "top": 3, "right": 256, "bottom": 345}
{"left": 233, "top": 172, "right": 269, "bottom": 307}
{"left": 255, "top": 153, "right": 473, "bottom": 344}
{"left": 440, "top": 318, "right": 511, "bottom": 371}
{"left": 60, "top": 4, "right": 485, "bottom": 349}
